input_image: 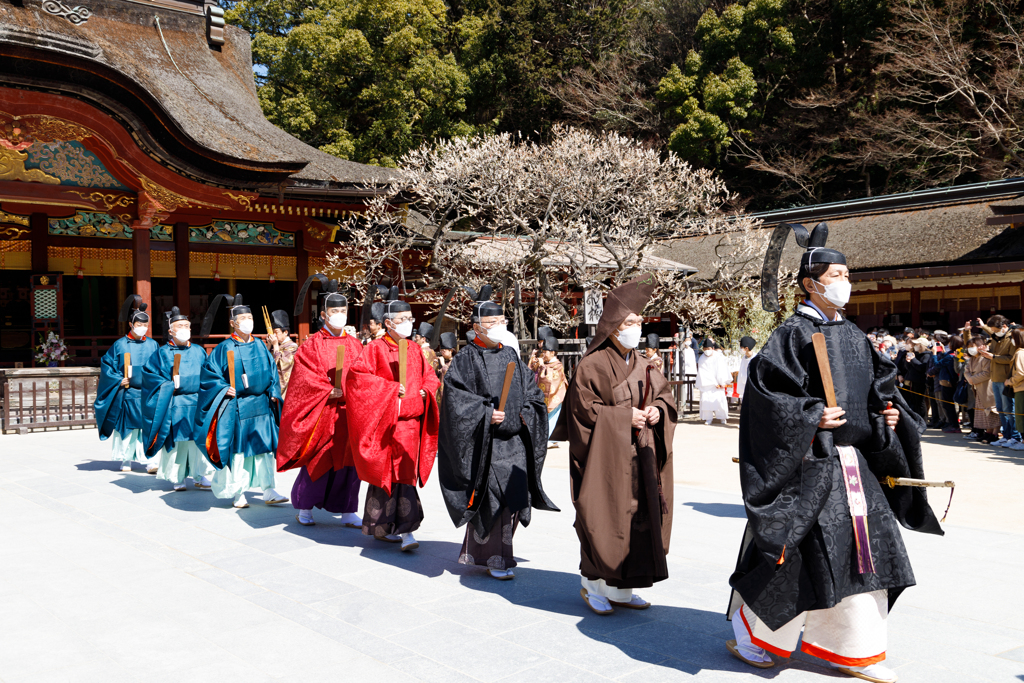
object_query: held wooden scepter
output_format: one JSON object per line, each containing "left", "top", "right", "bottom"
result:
{"left": 498, "top": 362, "right": 515, "bottom": 412}
{"left": 124, "top": 352, "right": 131, "bottom": 381}
{"left": 262, "top": 305, "right": 274, "bottom": 337}
{"left": 335, "top": 346, "right": 346, "bottom": 391}
{"left": 397, "top": 338, "right": 407, "bottom": 410}
{"left": 227, "top": 349, "right": 236, "bottom": 392}
{"left": 172, "top": 353, "right": 181, "bottom": 390}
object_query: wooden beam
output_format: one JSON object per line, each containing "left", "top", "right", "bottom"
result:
{"left": 174, "top": 221, "right": 190, "bottom": 315}
{"left": 29, "top": 212, "right": 48, "bottom": 272}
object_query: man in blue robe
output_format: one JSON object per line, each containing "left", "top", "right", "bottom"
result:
{"left": 94, "top": 294, "right": 160, "bottom": 472}
{"left": 142, "top": 306, "right": 214, "bottom": 492}
{"left": 195, "top": 293, "right": 288, "bottom": 508}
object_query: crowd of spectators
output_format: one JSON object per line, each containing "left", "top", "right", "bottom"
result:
{"left": 866, "top": 314, "right": 1024, "bottom": 450}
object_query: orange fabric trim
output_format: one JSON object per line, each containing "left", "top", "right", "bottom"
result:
{"left": 800, "top": 641, "right": 885, "bottom": 667}
{"left": 206, "top": 409, "right": 222, "bottom": 468}
{"left": 300, "top": 409, "right": 324, "bottom": 460}
{"left": 383, "top": 334, "right": 398, "bottom": 347}
{"left": 777, "top": 546, "right": 786, "bottom": 565}
{"left": 472, "top": 335, "right": 502, "bottom": 350}
{"left": 740, "top": 607, "right": 792, "bottom": 658}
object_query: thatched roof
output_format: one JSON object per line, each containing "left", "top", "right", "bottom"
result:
{"left": 658, "top": 180, "right": 1024, "bottom": 277}
{"left": 0, "top": 0, "right": 397, "bottom": 190}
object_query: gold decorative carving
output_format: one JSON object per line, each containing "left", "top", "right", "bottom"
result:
{"left": 68, "top": 190, "right": 134, "bottom": 213}
{"left": 0, "top": 211, "right": 30, "bottom": 227}
{"left": 137, "top": 190, "right": 170, "bottom": 227}
{"left": 224, "top": 191, "right": 255, "bottom": 210}
{"left": 0, "top": 226, "right": 30, "bottom": 239}
{"left": 0, "top": 112, "right": 92, "bottom": 147}
{"left": 140, "top": 177, "right": 229, "bottom": 212}
{"left": 0, "top": 148, "right": 60, "bottom": 184}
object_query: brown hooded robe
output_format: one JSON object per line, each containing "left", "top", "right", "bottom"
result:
{"left": 553, "top": 274, "right": 677, "bottom": 589}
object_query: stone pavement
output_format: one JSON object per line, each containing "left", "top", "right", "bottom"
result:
{"left": 1, "top": 422, "right": 1022, "bottom": 683}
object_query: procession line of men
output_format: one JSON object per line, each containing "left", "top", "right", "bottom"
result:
{"left": 93, "top": 255, "right": 940, "bottom": 682}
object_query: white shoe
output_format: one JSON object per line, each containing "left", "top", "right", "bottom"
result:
{"left": 296, "top": 510, "right": 315, "bottom": 526}
{"left": 262, "top": 488, "right": 289, "bottom": 505}
{"left": 400, "top": 532, "right": 419, "bottom": 552}
{"left": 233, "top": 493, "right": 249, "bottom": 508}
{"left": 340, "top": 512, "right": 362, "bottom": 528}
{"left": 172, "top": 483, "right": 187, "bottom": 491}
{"left": 830, "top": 661, "right": 897, "bottom": 682}
{"left": 963, "top": 432, "right": 979, "bottom": 440}
{"left": 489, "top": 568, "right": 515, "bottom": 580}
{"left": 705, "top": 420, "right": 713, "bottom": 426}
{"left": 727, "top": 608, "right": 773, "bottom": 667}
{"left": 120, "top": 462, "right": 132, "bottom": 472}
{"left": 1010, "top": 441, "right": 1024, "bottom": 451}
{"left": 194, "top": 476, "right": 212, "bottom": 489}
{"left": 993, "top": 438, "right": 1008, "bottom": 447}
{"left": 580, "top": 588, "right": 613, "bottom": 615}
{"left": 146, "top": 464, "right": 159, "bottom": 474}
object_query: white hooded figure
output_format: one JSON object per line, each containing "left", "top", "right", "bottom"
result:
{"left": 683, "top": 336, "right": 698, "bottom": 376}
{"left": 696, "top": 340, "right": 732, "bottom": 424}
{"left": 737, "top": 335, "right": 758, "bottom": 400}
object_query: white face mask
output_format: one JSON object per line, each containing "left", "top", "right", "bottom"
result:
{"left": 327, "top": 313, "right": 347, "bottom": 329}
{"left": 704, "top": 349, "right": 714, "bottom": 356}
{"left": 236, "top": 319, "right": 254, "bottom": 335}
{"left": 132, "top": 325, "right": 148, "bottom": 338}
{"left": 486, "top": 323, "right": 508, "bottom": 340}
{"left": 996, "top": 330, "right": 1007, "bottom": 338}
{"left": 173, "top": 329, "right": 191, "bottom": 343}
{"left": 812, "top": 279, "right": 852, "bottom": 308}
{"left": 392, "top": 320, "right": 413, "bottom": 338}
{"left": 968, "top": 347, "right": 978, "bottom": 356}
{"left": 616, "top": 326, "right": 642, "bottom": 349}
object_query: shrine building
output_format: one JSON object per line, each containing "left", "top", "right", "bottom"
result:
{"left": 0, "top": 0, "right": 394, "bottom": 366}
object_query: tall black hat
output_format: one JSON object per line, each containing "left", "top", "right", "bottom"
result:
{"left": 537, "top": 326, "right": 554, "bottom": 340}
{"left": 271, "top": 310, "right": 290, "bottom": 331}
{"left": 200, "top": 293, "right": 250, "bottom": 337}
{"left": 739, "top": 335, "right": 757, "bottom": 350}
{"left": 761, "top": 222, "right": 845, "bottom": 312}
{"left": 164, "top": 306, "right": 188, "bottom": 328}
{"left": 465, "top": 284, "right": 501, "bottom": 320}
{"left": 702, "top": 337, "right": 718, "bottom": 349}
{"left": 377, "top": 284, "right": 411, "bottom": 317}
{"left": 541, "top": 334, "right": 559, "bottom": 352}
{"left": 118, "top": 294, "right": 149, "bottom": 325}
{"left": 295, "top": 274, "right": 348, "bottom": 318}
{"left": 416, "top": 322, "right": 434, "bottom": 341}
{"left": 440, "top": 332, "right": 457, "bottom": 350}
{"left": 641, "top": 333, "right": 660, "bottom": 351}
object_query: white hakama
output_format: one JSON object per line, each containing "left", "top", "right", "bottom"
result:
{"left": 696, "top": 353, "right": 732, "bottom": 423}
{"left": 737, "top": 590, "right": 888, "bottom": 667}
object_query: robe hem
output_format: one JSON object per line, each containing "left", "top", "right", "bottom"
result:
{"left": 800, "top": 641, "right": 886, "bottom": 667}
{"left": 740, "top": 607, "right": 793, "bottom": 658}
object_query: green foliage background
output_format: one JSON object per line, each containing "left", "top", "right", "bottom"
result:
{"left": 223, "top": 0, "right": 1024, "bottom": 207}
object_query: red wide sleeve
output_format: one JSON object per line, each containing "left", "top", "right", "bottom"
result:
{"left": 414, "top": 346, "right": 441, "bottom": 486}
{"left": 276, "top": 335, "right": 336, "bottom": 473}
{"left": 345, "top": 341, "right": 401, "bottom": 492}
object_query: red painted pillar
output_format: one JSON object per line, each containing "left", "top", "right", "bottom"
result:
{"left": 131, "top": 221, "right": 152, "bottom": 313}
{"left": 174, "top": 221, "right": 190, "bottom": 314}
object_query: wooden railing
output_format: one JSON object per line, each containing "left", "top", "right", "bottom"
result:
{"left": 1, "top": 368, "right": 100, "bottom": 434}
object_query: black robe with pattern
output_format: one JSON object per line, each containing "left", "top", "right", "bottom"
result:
{"left": 437, "top": 341, "right": 559, "bottom": 539}
{"left": 729, "top": 311, "right": 943, "bottom": 631}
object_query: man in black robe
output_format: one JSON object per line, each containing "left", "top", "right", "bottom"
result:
{"left": 436, "top": 286, "right": 559, "bottom": 580}
{"left": 727, "top": 224, "right": 943, "bottom": 683}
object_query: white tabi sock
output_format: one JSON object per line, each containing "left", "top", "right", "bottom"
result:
{"left": 297, "top": 509, "right": 314, "bottom": 524}
{"left": 732, "top": 608, "right": 772, "bottom": 664}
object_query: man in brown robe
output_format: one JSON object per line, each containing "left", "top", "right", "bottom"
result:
{"left": 553, "top": 274, "right": 677, "bottom": 615}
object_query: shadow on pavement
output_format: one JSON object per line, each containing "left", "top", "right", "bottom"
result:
{"left": 456, "top": 565, "right": 806, "bottom": 678}
{"left": 681, "top": 501, "right": 747, "bottom": 518}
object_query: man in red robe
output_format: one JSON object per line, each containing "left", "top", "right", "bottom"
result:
{"left": 276, "top": 276, "right": 364, "bottom": 527}
{"left": 346, "top": 287, "right": 440, "bottom": 552}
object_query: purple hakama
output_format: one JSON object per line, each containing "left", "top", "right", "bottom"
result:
{"left": 290, "top": 466, "right": 361, "bottom": 513}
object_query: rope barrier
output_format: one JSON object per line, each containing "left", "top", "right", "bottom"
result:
{"left": 897, "top": 385, "right": 1021, "bottom": 417}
